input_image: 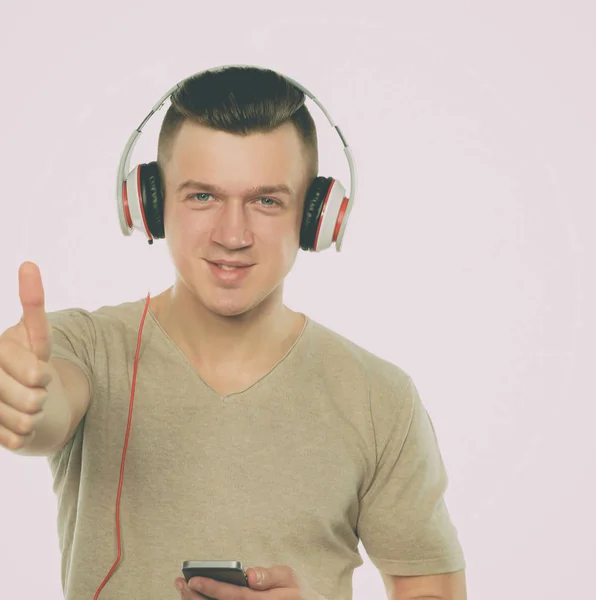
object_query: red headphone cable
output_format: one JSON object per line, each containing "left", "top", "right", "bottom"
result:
{"left": 93, "top": 291, "right": 151, "bottom": 599}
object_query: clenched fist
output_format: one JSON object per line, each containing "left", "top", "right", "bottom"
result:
{"left": 0, "top": 262, "right": 54, "bottom": 451}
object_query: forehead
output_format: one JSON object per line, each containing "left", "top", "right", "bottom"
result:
{"left": 166, "top": 121, "right": 308, "bottom": 187}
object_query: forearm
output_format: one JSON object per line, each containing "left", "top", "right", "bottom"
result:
{"left": 399, "top": 596, "right": 466, "bottom": 600}
{"left": 399, "top": 593, "right": 467, "bottom": 600}
{"left": 385, "top": 568, "right": 467, "bottom": 600}
{"left": 12, "top": 362, "right": 71, "bottom": 456}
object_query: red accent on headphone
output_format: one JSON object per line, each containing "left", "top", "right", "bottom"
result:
{"left": 332, "top": 197, "right": 349, "bottom": 243}
{"left": 93, "top": 293, "right": 150, "bottom": 599}
{"left": 136, "top": 168, "right": 154, "bottom": 241}
{"left": 122, "top": 182, "right": 133, "bottom": 229}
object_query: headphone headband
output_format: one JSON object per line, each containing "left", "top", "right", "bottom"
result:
{"left": 116, "top": 64, "right": 358, "bottom": 251}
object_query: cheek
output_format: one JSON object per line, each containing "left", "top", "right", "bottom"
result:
{"left": 166, "top": 207, "right": 209, "bottom": 247}
{"left": 270, "top": 230, "right": 301, "bottom": 273}
{"left": 165, "top": 217, "right": 211, "bottom": 276}
{"left": 257, "top": 220, "right": 298, "bottom": 252}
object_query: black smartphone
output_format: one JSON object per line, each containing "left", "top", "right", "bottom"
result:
{"left": 181, "top": 560, "right": 249, "bottom": 588}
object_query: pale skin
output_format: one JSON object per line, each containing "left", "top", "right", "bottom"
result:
{"left": 149, "top": 120, "right": 311, "bottom": 394}
{"left": 1, "top": 119, "right": 467, "bottom": 599}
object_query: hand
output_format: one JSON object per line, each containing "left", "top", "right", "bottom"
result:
{"left": 174, "top": 565, "right": 326, "bottom": 600}
{"left": 0, "top": 262, "right": 53, "bottom": 451}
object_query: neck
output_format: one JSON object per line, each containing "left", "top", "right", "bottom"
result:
{"left": 150, "top": 283, "right": 298, "bottom": 369}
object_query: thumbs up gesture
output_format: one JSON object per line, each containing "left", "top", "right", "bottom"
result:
{"left": 0, "top": 262, "right": 54, "bottom": 451}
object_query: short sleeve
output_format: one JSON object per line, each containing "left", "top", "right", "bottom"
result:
{"left": 46, "top": 308, "right": 97, "bottom": 405}
{"left": 357, "top": 375, "right": 466, "bottom": 576}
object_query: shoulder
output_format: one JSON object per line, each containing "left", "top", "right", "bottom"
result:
{"left": 304, "top": 317, "right": 412, "bottom": 394}
{"left": 46, "top": 297, "right": 149, "bottom": 340}
{"left": 47, "top": 297, "right": 146, "bottom": 324}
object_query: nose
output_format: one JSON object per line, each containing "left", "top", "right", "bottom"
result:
{"left": 210, "top": 201, "right": 254, "bottom": 250}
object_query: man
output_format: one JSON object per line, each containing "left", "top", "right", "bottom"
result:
{"left": 0, "top": 66, "right": 467, "bottom": 599}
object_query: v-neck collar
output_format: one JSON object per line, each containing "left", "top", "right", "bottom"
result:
{"left": 140, "top": 299, "right": 311, "bottom": 401}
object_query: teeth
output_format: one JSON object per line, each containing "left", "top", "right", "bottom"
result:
{"left": 217, "top": 264, "right": 237, "bottom": 271}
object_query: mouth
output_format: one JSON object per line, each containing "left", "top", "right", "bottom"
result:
{"left": 206, "top": 261, "right": 253, "bottom": 270}
{"left": 212, "top": 264, "right": 246, "bottom": 271}
{"left": 205, "top": 259, "right": 255, "bottom": 282}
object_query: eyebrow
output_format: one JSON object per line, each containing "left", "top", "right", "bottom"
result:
{"left": 175, "top": 180, "right": 293, "bottom": 197}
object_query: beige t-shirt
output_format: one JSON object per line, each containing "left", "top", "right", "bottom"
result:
{"left": 46, "top": 298, "right": 465, "bottom": 599}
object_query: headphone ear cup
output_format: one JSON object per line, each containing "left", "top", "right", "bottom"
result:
{"left": 300, "top": 177, "right": 332, "bottom": 251}
{"left": 139, "top": 162, "right": 165, "bottom": 239}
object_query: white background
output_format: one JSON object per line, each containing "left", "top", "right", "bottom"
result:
{"left": 0, "top": 1, "right": 595, "bottom": 598}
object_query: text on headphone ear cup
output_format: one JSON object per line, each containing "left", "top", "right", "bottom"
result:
{"left": 300, "top": 176, "right": 333, "bottom": 251}
{"left": 139, "top": 162, "right": 165, "bottom": 239}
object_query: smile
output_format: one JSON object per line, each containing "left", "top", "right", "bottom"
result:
{"left": 206, "top": 260, "right": 254, "bottom": 283}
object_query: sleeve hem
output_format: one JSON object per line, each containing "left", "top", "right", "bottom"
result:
{"left": 368, "top": 552, "right": 466, "bottom": 576}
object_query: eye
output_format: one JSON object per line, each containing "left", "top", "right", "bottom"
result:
{"left": 189, "top": 193, "right": 212, "bottom": 202}
{"left": 186, "top": 194, "right": 280, "bottom": 207}
{"left": 256, "top": 197, "right": 279, "bottom": 207}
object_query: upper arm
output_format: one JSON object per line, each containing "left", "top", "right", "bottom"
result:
{"left": 358, "top": 376, "right": 465, "bottom": 575}
{"left": 382, "top": 569, "right": 467, "bottom": 600}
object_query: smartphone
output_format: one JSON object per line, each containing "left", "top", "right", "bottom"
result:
{"left": 181, "top": 560, "right": 249, "bottom": 587}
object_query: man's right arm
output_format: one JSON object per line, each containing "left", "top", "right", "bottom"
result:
{"left": 0, "top": 261, "right": 92, "bottom": 458}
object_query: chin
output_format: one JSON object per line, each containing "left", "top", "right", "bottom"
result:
{"left": 206, "top": 298, "right": 256, "bottom": 318}
{"left": 192, "top": 285, "right": 268, "bottom": 318}
{"left": 203, "top": 282, "right": 285, "bottom": 320}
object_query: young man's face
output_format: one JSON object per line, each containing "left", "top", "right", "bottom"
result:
{"left": 161, "top": 120, "right": 311, "bottom": 318}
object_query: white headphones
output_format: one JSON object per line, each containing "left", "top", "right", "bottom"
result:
{"left": 116, "top": 64, "right": 357, "bottom": 252}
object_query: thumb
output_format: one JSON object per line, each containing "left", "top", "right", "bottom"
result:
{"left": 18, "top": 261, "right": 52, "bottom": 362}
{"left": 247, "top": 565, "right": 299, "bottom": 590}
{"left": 247, "top": 567, "right": 266, "bottom": 588}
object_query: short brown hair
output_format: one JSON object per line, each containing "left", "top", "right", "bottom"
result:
{"left": 157, "top": 66, "right": 319, "bottom": 185}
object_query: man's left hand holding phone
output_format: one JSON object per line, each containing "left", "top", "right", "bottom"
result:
{"left": 174, "top": 560, "right": 326, "bottom": 599}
